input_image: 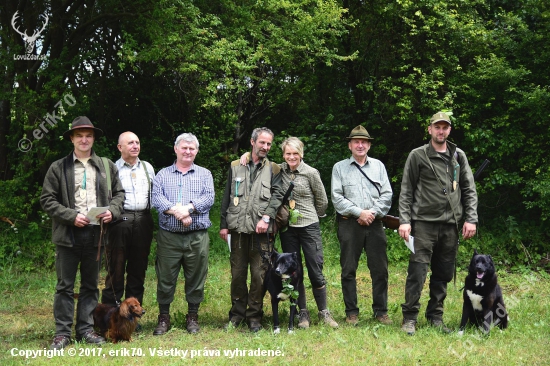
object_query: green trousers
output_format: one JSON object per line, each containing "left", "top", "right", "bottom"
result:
{"left": 155, "top": 228, "right": 209, "bottom": 306}
{"left": 401, "top": 221, "right": 458, "bottom": 321}
{"left": 228, "top": 231, "right": 273, "bottom": 324}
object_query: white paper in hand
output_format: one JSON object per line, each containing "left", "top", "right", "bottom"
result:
{"left": 86, "top": 206, "right": 108, "bottom": 225}
{"left": 404, "top": 235, "right": 415, "bottom": 254}
{"left": 227, "top": 234, "right": 231, "bottom": 253}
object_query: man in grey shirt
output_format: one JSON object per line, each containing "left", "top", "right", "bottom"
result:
{"left": 331, "top": 125, "right": 393, "bottom": 326}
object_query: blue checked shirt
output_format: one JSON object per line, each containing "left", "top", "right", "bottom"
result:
{"left": 331, "top": 156, "right": 392, "bottom": 218}
{"left": 116, "top": 158, "right": 155, "bottom": 211}
{"left": 152, "top": 162, "right": 215, "bottom": 232}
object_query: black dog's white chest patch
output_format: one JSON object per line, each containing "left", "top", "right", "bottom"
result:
{"left": 466, "top": 290, "right": 484, "bottom": 311}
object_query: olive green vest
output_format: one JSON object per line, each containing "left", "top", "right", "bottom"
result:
{"left": 226, "top": 158, "right": 280, "bottom": 233}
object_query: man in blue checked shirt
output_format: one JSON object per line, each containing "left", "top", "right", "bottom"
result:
{"left": 151, "top": 133, "right": 215, "bottom": 335}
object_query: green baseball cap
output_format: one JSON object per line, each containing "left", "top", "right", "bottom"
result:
{"left": 430, "top": 112, "right": 451, "bottom": 125}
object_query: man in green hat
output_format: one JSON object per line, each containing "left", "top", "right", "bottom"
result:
{"left": 398, "top": 111, "right": 478, "bottom": 335}
{"left": 331, "top": 125, "right": 393, "bottom": 326}
{"left": 41, "top": 116, "right": 125, "bottom": 349}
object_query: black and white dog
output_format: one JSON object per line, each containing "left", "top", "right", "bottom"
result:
{"left": 459, "top": 249, "right": 508, "bottom": 334}
{"left": 263, "top": 250, "right": 301, "bottom": 334}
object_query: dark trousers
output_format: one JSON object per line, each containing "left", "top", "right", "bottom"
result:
{"left": 102, "top": 211, "right": 153, "bottom": 305}
{"left": 337, "top": 217, "right": 389, "bottom": 317}
{"left": 280, "top": 222, "right": 326, "bottom": 310}
{"left": 229, "top": 231, "right": 273, "bottom": 323}
{"left": 54, "top": 226, "right": 102, "bottom": 337}
{"left": 401, "top": 221, "right": 458, "bottom": 321}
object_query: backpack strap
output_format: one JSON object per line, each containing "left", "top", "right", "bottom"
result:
{"left": 101, "top": 157, "right": 112, "bottom": 201}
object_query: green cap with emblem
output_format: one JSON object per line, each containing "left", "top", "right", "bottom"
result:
{"left": 430, "top": 111, "right": 452, "bottom": 125}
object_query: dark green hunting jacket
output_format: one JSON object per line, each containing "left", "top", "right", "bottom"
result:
{"left": 40, "top": 150, "right": 125, "bottom": 247}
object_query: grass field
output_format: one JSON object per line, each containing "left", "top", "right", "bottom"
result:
{"left": 1, "top": 227, "right": 549, "bottom": 365}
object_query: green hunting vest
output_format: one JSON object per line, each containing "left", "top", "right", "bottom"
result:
{"left": 226, "top": 158, "right": 280, "bottom": 233}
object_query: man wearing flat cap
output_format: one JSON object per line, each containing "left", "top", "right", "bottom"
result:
{"left": 398, "top": 111, "right": 477, "bottom": 335}
{"left": 331, "top": 125, "right": 393, "bottom": 326}
{"left": 41, "top": 116, "right": 125, "bottom": 349}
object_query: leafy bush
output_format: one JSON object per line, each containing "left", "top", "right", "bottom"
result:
{"left": 0, "top": 213, "right": 55, "bottom": 272}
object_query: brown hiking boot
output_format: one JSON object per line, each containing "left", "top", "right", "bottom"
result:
{"left": 318, "top": 309, "right": 339, "bottom": 328}
{"left": 186, "top": 313, "right": 200, "bottom": 334}
{"left": 297, "top": 309, "right": 310, "bottom": 329}
{"left": 50, "top": 335, "right": 71, "bottom": 350}
{"left": 376, "top": 314, "right": 393, "bottom": 325}
{"left": 153, "top": 314, "right": 170, "bottom": 336}
{"left": 346, "top": 313, "right": 359, "bottom": 326}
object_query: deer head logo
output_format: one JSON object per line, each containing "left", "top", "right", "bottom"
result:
{"left": 11, "top": 11, "right": 49, "bottom": 54}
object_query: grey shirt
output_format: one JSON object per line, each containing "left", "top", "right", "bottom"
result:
{"left": 331, "top": 156, "right": 392, "bottom": 218}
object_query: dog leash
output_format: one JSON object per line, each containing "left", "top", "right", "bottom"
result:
{"left": 103, "top": 243, "right": 121, "bottom": 307}
{"left": 95, "top": 219, "right": 120, "bottom": 305}
{"left": 95, "top": 219, "right": 105, "bottom": 292}
{"left": 95, "top": 217, "right": 122, "bottom": 307}
{"left": 96, "top": 219, "right": 105, "bottom": 261}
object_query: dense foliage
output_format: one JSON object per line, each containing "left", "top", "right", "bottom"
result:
{"left": 1, "top": 0, "right": 549, "bottom": 270}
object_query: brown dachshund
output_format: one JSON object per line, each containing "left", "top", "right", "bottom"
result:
{"left": 93, "top": 297, "right": 145, "bottom": 343}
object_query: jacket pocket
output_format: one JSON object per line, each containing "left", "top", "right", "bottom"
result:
{"left": 226, "top": 204, "right": 241, "bottom": 230}
{"left": 260, "top": 181, "right": 271, "bottom": 200}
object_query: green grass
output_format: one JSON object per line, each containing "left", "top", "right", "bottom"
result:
{"left": 1, "top": 227, "right": 549, "bottom": 365}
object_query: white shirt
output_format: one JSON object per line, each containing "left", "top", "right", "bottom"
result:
{"left": 116, "top": 158, "right": 155, "bottom": 211}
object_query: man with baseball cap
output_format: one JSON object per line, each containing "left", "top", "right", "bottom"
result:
{"left": 41, "top": 116, "right": 125, "bottom": 349}
{"left": 331, "top": 125, "right": 393, "bottom": 326}
{"left": 398, "top": 111, "right": 478, "bottom": 335}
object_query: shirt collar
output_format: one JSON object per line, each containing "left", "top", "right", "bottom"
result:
{"left": 249, "top": 156, "right": 268, "bottom": 169}
{"left": 284, "top": 160, "right": 304, "bottom": 173}
{"left": 73, "top": 152, "right": 92, "bottom": 163}
{"left": 348, "top": 155, "right": 369, "bottom": 167}
{"left": 169, "top": 161, "right": 195, "bottom": 173}
{"left": 116, "top": 157, "right": 141, "bottom": 169}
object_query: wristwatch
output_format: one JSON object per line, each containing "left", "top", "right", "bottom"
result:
{"left": 262, "top": 216, "right": 270, "bottom": 223}
{"left": 188, "top": 206, "right": 195, "bottom": 214}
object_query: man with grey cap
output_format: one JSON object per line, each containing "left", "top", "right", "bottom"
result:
{"left": 398, "top": 111, "right": 477, "bottom": 335}
{"left": 331, "top": 125, "right": 393, "bottom": 326}
{"left": 41, "top": 116, "right": 125, "bottom": 349}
